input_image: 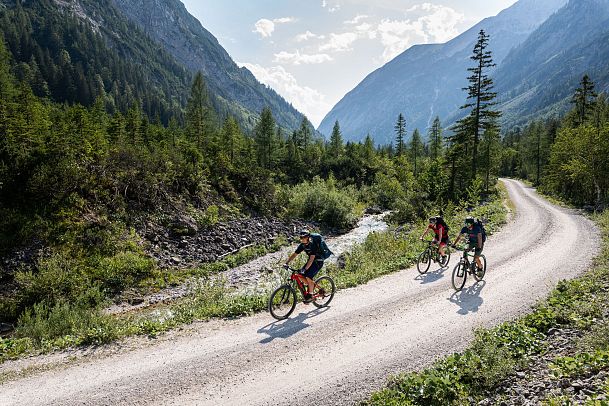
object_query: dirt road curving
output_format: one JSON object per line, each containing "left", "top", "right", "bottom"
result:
{"left": 0, "top": 179, "right": 598, "bottom": 406}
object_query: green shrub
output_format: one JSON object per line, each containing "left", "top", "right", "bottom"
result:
{"left": 14, "top": 252, "right": 92, "bottom": 311}
{"left": 15, "top": 300, "right": 108, "bottom": 344}
{"left": 195, "top": 205, "right": 220, "bottom": 228}
{"left": 93, "top": 251, "right": 156, "bottom": 293}
{"left": 278, "top": 176, "right": 358, "bottom": 229}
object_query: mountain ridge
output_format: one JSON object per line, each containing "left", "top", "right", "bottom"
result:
{"left": 318, "top": 0, "right": 568, "bottom": 144}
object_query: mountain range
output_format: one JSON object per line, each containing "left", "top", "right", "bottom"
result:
{"left": 318, "top": 0, "right": 609, "bottom": 144}
{"left": 0, "top": 0, "right": 305, "bottom": 132}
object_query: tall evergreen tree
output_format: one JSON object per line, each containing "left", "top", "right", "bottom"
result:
{"left": 429, "top": 116, "right": 443, "bottom": 160}
{"left": 254, "top": 107, "right": 276, "bottom": 170}
{"left": 571, "top": 74, "right": 597, "bottom": 126}
{"left": 296, "top": 116, "right": 313, "bottom": 151}
{"left": 186, "top": 72, "right": 212, "bottom": 150}
{"left": 410, "top": 128, "right": 423, "bottom": 177}
{"left": 394, "top": 113, "right": 406, "bottom": 156}
{"left": 329, "top": 120, "right": 344, "bottom": 159}
{"left": 453, "top": 29, "right": 501, "bottom": 182}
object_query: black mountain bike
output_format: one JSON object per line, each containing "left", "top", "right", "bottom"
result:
{"left": 417, "top": 240, "right": 451, "bottom": 274}
{"left": 268, "top": 266, "right": 336, "bottom": 320}
{"left": 451, "top": 246, "right": 487, "bottom": 291}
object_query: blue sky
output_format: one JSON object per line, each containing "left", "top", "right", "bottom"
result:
{"left": 182, "top": 0, "right": 517, "bottom": 126}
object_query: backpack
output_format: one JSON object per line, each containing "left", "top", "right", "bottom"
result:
{"left": 311, "top": 233, "right": 333, "bottom": 260}
{"left": 476, "top": 219, "right": 487, "bottom": 242}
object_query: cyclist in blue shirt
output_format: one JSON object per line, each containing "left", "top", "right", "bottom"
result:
{"left": 452, "top": 216, "right": 484, "bottom": 272}
{"left": 285, "top": 230, "right": 327, "bottom": 303}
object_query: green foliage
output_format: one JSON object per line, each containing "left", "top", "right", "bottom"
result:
{"left": 194, "top": 205, "right": 220, "bottom": 228}
{"left": 15, "top": 300, "right": 111, "bottom": 344}
{"left": 278, "top": 177, "right": 358, "bottom": 229}
{"left": 93, "top": 252, "right": 156, "bottom": 294}
{"left": 551, "top": 351, "right": 609, "bottom": 379}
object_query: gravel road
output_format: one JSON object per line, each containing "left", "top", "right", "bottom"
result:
{"left": 0, "top": 179, "right": 599, "bottom": 406}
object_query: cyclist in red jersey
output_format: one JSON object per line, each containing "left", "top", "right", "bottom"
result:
{"left": 420, "top": 216, "right": 448, "bottom": 262}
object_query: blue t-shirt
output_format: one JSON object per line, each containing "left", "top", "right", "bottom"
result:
{"left": 295, "top": 234, "right": 324, "bottom": 261}
{"left": 460, "top": 225, "right": 483, "bottom": 244}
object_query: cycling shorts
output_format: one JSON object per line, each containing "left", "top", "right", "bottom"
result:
{"left": 468, "top": 242, "right": 484, "bottom": 256}
{"left": 304, "top": 261, "right": 324, "bottom": 279}
{"left": 434, "top": 237, "right": 449, "bottom": 248}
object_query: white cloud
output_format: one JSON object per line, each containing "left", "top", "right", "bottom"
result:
{"left": 329, "top": 5, "right": 341, "bottom": 13}
{"left": 319, "top": 32, "right": 359, "bottom": 52}
{"left": 377, "top": 4, "right": 464, "bottom": 62}
{"left": 273, "top": 17, "right": 295, "bottom": 24}
{"left": 253, "top": 17, "right": 296, "bottom": 38}
{"left": 355, "top": 22, "right": 377, "bottom": 39}
{"left": 253, "top": 19, "right": 275, "bottom": 38}
{"left": 321, "top": 0, "right": 327, "bottom": 8}
{"left": 296, "top": 30, "right": 325, "bottom": 42}
{"left": 274, "top": 50, "right": 333, "bottom": 65}
{"left": 344, "top": 14, "right": 368, "bottom": 25}
{"left": 239, "top": 63, "right": 331, "bottom": 127}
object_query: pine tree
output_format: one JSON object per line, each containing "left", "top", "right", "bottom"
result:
{"left": 571, "top": 74, "right": 597, "bottom": 126}
{"left": 186, "top": 72, "right": 212, "bottom": 150}
{"left": 410, "top": 128, "right": 423, "bottom": 177}
{"left": 254, "top": 107, "right": 276, "bottom": 170}
{"left": 429, "top": 116, "right": 443, "bottom": 160}
{"left": 328, "top": 120, "right": 344, "bottom": 159}
{"left": 296, "top": 116, "right": 313, "bottom": 151}
{"left": 453, "top": 29, "right": 501, "bottom": 182}
{"left": 221, "top": 115, "right": 241, "bottom": 164}
{"left": 394, "top": 113, "right": 406, "bottom": 156}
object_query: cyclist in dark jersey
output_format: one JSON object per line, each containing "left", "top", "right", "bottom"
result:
{"left": 452, "top": 216, "right": 484, "bottom": 272}
{"left": 285, "top": 229, "right": 326, "bottom": 303}
{"left": 420, "top": 216, "right": 448, "bottom": 262}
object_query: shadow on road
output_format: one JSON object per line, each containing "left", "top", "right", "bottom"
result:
{"left": 448, "top": 280, "right": 486, "bottom": 315}
{"left": 257, "top": 307, "right": 329, "bottom": 344}
{"left": 415, "top": 266, "right": 448, "bottom": 284}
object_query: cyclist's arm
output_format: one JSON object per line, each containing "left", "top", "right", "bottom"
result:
{"left": 420, "top": 226, "right": 430, "bottom": 240}
{"left": 477, "top": 233, "right": 483, "bottom": 249}
{"left": 453, "top": 234, "right": 462, "bottom": 246}
{"left": 304, "top": 254, "right": 315, "bottom": 271}
{"left": 285, "top": 252, "right": 297, "bottom": 265}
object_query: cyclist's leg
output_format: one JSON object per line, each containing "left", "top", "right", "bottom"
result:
{"left": 474, "top": 245, "right": 484, "bottom": 269}
{"left": 304, "top": 261, "right": 323, "bottom": 296}
{"left": 439, "top": 239, "right": 448, "bottom": 256}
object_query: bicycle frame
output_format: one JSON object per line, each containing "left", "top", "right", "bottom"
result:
{"left": 284, "top": 267, "right": 325, "bottom": 300}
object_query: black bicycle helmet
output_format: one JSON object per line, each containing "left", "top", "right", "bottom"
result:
{"left": 429, "top": 216, "right": 437, "bottom": 223}
{"left": 464, "top": 216, "right": 475, "bottom": 225}
{"left": 299, "top": 229, "right": 311, "bottom": 238}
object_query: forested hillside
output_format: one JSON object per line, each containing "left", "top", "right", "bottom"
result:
{"left": 0, "top": 0, "right": 305, "bottom": 131}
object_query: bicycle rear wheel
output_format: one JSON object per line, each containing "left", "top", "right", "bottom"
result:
{"left": 417, "top": 249, "right": 431, "bottom": 274}
{"left": 451, "top": 262, "right": 467, "bottom": 291}
{"left": 473, "top": 255, "right": 487, "bottom": 281}
{"left": 268, "top": 285, "right": 297, "bottom": 320}
{"left": 312, "top": 276, "right": 336, "bottom": 308}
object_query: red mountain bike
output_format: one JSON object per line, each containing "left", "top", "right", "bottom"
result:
{"left": 268, "top": 265, "right": 336, "bottom": 320}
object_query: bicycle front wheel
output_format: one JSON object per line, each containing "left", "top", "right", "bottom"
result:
{"left": 473, "top": 255, "right": 487, "bottom": 282}
{"left": 417, "top": 249, "right": 431, "bottom": 274}
{"left": 452, "top": 262, "right": 467, "bottom": 291}
{"left": 268, "top": 285, "right": 297, "bottom": 320}
{"left": 312, "top": 276, "right": 336, "bottom": 308}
